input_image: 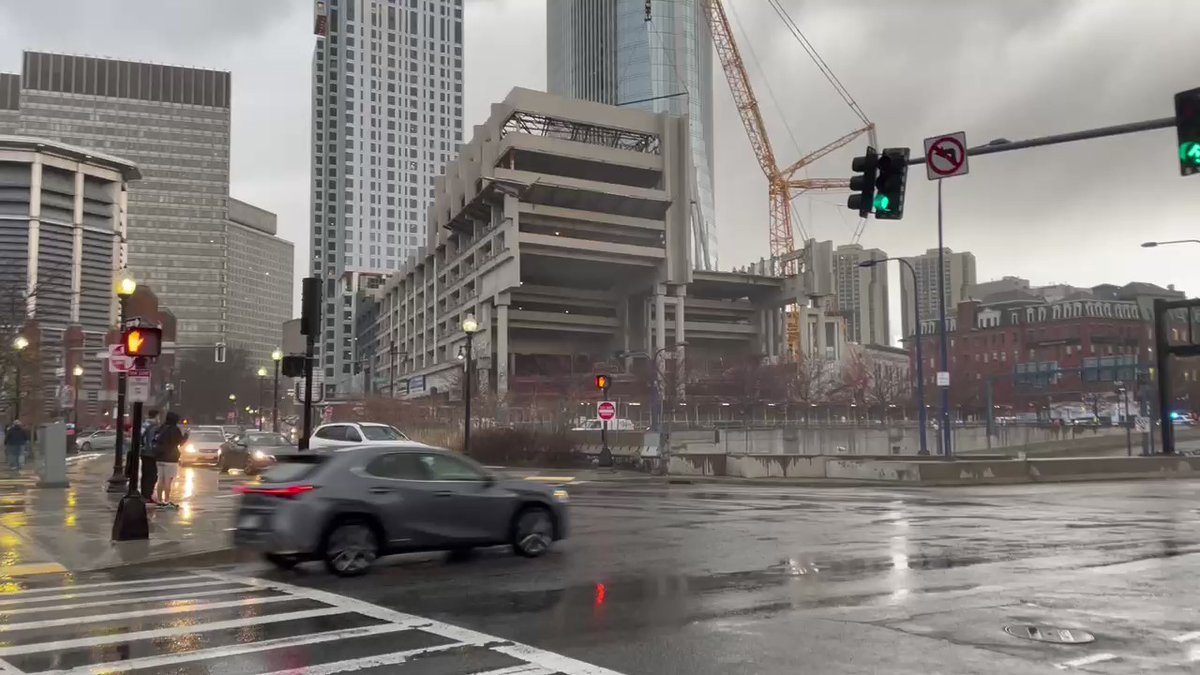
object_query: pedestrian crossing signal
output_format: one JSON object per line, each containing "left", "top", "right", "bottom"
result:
{"left": 594, "top": 374, "right": 610, "bottom": 392}
{"left": 122, "top": 327, "right": 162, "bottom": 357}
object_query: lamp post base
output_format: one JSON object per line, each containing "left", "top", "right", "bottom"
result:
{"left": 111, "top": 494, "right": 149, "bottom": 541}
{"left": 597, "top": 447, "right": 613, "bottom": 467}
{"left": 106, "top": 472, "right": 127, "bottom": 493}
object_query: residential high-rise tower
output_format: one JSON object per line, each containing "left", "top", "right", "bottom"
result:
{"left": 832, "top": 243, "right": 889, "bottom": 346}
{"left": 311, "top": 0, "right": 464, "bottom": 396}
{"left": 900, "top": 248, "right": 977, "bottom": 340}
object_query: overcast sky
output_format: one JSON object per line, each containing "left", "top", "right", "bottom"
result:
{"left": 1, "top": 0, "right": 1198, "bottom": 331}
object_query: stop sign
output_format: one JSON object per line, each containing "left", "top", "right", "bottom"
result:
{"left": 596, "top": 400, "right": 616, "bottom": 422}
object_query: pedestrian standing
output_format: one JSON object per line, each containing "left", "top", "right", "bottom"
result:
{"left": 154, "top": 411, "right": 184, "bottom": 508}
{"left": 4, "top": 420, "right": 29, "bottom": 470}
{"left": 139, "top": 409, "right": 161, "bottom": 503}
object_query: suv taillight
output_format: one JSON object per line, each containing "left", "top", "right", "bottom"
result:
{"left": 234, "top": 485, "right": 316, "bottom": 499}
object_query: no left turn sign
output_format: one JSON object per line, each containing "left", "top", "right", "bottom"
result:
{"left": 923, "top": 132, "right": 969, "bottom": 180}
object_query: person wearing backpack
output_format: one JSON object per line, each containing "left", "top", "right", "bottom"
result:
{"left": 139, "top": 409, "right": 161, "bottom": 503}
{"left": 154, "top": 412, "right": 184, "bottom": 508}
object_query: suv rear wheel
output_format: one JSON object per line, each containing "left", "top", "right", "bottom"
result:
{"left": 322, "top": 519, "right": 379, "bottom": 576}
{"left": 511, "top": 506, "right": 554, "bottom": 558}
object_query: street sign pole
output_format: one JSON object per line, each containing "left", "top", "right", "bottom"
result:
{"left": 598, "top": 391, "right": 613, "bottom": 468}
{"left": 937, "top": 179, "right": 952, "bottom": 459}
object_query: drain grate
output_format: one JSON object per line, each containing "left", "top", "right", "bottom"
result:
{"left": 1004, "top": 624, "right": 1095, "bottom": 644}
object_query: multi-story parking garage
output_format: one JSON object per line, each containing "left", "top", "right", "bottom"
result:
{"left": 359, "top": 89, "right": 793, "bottom": 401}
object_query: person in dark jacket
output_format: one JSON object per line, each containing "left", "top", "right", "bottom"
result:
{"left": 4, "top": 420, "right": 29, "bottom": 470}
{"left": 154, "top": 412, "right": 185, "bottom": 508}
{"left": 140, "top": 409, "right": 161, "bottom": 502}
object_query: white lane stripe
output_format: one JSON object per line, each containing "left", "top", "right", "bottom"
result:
{"left": 0, "top": 594, "right": 300, "bottom": 632}
{"left": 43, "top": 623, "right": 410, "bottom": 675}
{"left": 0, "top": 586, "right": 272, "bottom": 616}
{"left": 0, "top": 607, "right": 346, "bottom": 657}
{"left": 1055, "top": 653, "right": 1118, "bottom": 669}
{"left": 1174, "top": 631, "right": 1200, "bottom": 642}
{"left": 0, "top": 578, "right": 237, "bottom": 606}
{"left": 256, "top": 642, "right": 468, "bottom": 675}
{"left": 473, "top": 666, "right": 555, "bottom": 675}
{"left": 194, "top": 572, "right": 626, "bottom": 675}
{"left": 0, "top": 573, "right": 207, "bottom": 599}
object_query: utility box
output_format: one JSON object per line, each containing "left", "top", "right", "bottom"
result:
{"left": 36, "top": 421, "right": 68, "bottom": 488}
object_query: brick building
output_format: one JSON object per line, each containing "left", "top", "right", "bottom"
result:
{"left": 908, "top": 282, "right": 1185, "bottom": 415}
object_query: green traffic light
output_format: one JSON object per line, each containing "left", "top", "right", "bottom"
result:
{"left": 1183, "top": 141, "right": 1200, "bottom": 166}
{"left": 873, "top": 194, "right": 890, "bottom": 212}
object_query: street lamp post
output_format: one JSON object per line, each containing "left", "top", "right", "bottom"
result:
{"left": 460, "top": 314, "right": 481, "bottom": 455}
{"left": 616, "top": 343, "right": 686, "bottom": 472}
{"left": 271, "top": 349, "right": 283, "bottom": 432}
{"left": 256, "top": 367, "right": 268, "bottom": 431}
{"left": 108, "top": 269, "right": 136, "bottom": 492}
{"left": 860, "top": 258, "right": 929, "bottom": 456}
{"left": 11, "top": 335, "right": 28, "bottom": 421}
{"left": 72, "top": 364, "right": 83, "bottom": 429}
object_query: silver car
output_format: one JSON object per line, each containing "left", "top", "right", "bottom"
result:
{"left": 77, "top": 430, "right": 116, "bottom": 453}
{"left": 232, "top": 444, "right": 570, "bottom": 576}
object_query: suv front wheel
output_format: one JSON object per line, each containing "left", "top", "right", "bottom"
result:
{"left": 511, "top": 506, "right": 554, "bottom": 558}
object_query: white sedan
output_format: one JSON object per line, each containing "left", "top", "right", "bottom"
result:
{"left": 308, "top": 422, "right": 410, "bottom": 449}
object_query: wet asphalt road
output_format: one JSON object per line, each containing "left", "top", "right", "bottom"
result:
{"left": 268, "top": 479, "right": 1200, "bottom": 674}
{"left": 3, "top": 479, "right": 1199, "bottom": 674}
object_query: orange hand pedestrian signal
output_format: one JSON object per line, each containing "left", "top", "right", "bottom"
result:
{"left": 594, "top": 374, "right": 610, "bottom": 392}
{"left": 121, "top": 326, "right": 162, "bottom": 357}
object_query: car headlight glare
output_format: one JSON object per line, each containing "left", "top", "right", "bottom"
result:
{"left": 184, "top": 444, "right": 196, "bottom": 454}
{"left": 252, "top": 450, "right": 266, "bottom": 460}
{"left": 552, "top": 488, "right": 569, "bottom": 502}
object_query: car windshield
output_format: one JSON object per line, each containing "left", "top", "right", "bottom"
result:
{"left": 190, "top": 431, "right": 224, "bottom": 442}
{"left": 360, "top": 425, "right": 407, "bottom": 441}
{"left": 244, "top": 433, "right": 288, "bottom": 446}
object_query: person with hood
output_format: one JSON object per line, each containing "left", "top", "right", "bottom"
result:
{"left": 139, "top": 409, "right": 161, "bottom": 502}
{"left": 154, "top": 412, "right": 185, "bottom": 508}
{"left": 4, "top": 420, "right": 29, "bottom": 470}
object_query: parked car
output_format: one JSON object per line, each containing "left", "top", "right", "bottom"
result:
{"left": 77, "top": 430, "right": 116, "bottom": 454}
{"left": 308, "top": 422, "right": 409, "bottom": 449}
{"left": 180, "top": 429, "right": 228, "bottom": 467}
{"left": 218, "top": 431, "right": 292, "bottom": 475}
{"left": 233, "top": 445, "right": 569, "bottom": 576}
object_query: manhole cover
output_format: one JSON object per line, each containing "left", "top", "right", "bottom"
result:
{"left": 1004, "top": 624, "right": 1095, "bottom": 644}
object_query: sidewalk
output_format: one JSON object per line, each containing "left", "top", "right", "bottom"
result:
{"left": 0, "top": 454, "right": 242, "bottom": 578}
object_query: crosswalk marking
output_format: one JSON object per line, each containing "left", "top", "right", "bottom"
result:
{"left": 0, "top": 593, "right": 298, "bottom": 632}
{"left": 0, "top": 571, "right": 624, "bottom": 675}
{"left": 1173, "top": 631, "right": 1200, "bottom": 642}
{"left": 1054, "top": 652, "right": 1118, "bottom": 669}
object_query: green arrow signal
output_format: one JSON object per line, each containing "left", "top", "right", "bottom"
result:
{"left": 1182, "top": 141, "right": 1200, "bottom": 166}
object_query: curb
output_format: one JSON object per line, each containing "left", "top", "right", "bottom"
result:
{"left": 0, "top": 562, "right": 68, "bottom": 578}
{"left": 90, "top": 545, "right": 248, "bottom": 573}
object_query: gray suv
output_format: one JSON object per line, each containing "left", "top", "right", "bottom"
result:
{"left": 233, "top": 444, "right": 569, "bottom": 576}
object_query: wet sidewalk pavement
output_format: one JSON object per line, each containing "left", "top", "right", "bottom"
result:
{"left": 0, "top": 456, "right": 249, "bottom": 579}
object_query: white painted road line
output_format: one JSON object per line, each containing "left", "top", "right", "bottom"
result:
{"left": 0, "top": 593, "right": 298, "bottom": 632}
{"left": 0, "top": 585, "right": 270, "bottom": 616}
{"left": 0, "top": 607, "right": 347, "bottom": 657}
{"left": 44, "top": 624, "right": 411, "bottom": 675}
{"left": 474, "top": 666, "right": 556, "bottom": 675}
{"left": 1173, "top": 631, "right": 1200, "bottom": 643}
{"left": 1055, "top": 653, "right": 1119, "bottom": 669}
{"left": 0, "top": 574, "right": 206, "bottom": 601}
{"left": 256, "top": 642, "right": 468, "bottom": 675}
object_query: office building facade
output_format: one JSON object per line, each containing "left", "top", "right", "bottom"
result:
{"left": 226, "top": 199, "right": 294, "bottom": 363}
{"left": 832, "top": 243, "right": 889, "bottom": 346}
{"left": 900, "top": 248, "right": 977, "bottom": 340}
{"left": 0, "top": 135, "right": 139, "bottom": 424}
{"left": 547, "top": 0, "right": 717, "bottom": 270}
{"left": 311, "top": 0, "right": 464, "bottom": 396}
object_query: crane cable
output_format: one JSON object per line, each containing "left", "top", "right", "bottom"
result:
{"left": 764, "top": 0, "right": 871, "bottom": 127}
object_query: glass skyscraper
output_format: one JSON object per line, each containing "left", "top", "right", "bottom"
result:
{"left": 547, "top": 0, "right": 717, "bottom": 270}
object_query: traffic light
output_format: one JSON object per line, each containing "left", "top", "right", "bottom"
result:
{"left": 594, "top": 374, "right": 610, "bottom": 392}
{"left": 1175, "top": 86, "right": 1200, "bottom": 176}
{"left": 873, "top": 147, "right": 911, "bottom": 220}
{"left": 281, "top": 355, "right": 307, "bottom": 378}
{"left": 846, "top": 147, "right": 878, "bottom": 217}
{"left": 122, "top": 326, "right": 162, "bottom": 358}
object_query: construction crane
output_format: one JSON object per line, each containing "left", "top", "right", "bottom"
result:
{"left": 697, "top": 0, "right": 873, "bottom": 273}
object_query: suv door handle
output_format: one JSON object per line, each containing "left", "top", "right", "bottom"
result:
{"left": 434, "top": 490, "right": 454, "bottom": 497}
{"left": 368, "top": 487, "right": 393, "bottom": 494}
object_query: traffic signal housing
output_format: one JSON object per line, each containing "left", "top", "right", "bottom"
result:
{"left": 846, "top": 146, "right": 878, "bottom": 217}
{"left": 594, "top": 374, "right": 610, "bottom": 392}
{"left": 1176, "top": 86, "right": 1200, "bottom": 176}
{"left": 873, "top": 147, "right": 911, "bottom": 220}
{"left": 122, "top": 326, "right": 163, "bottom": 358}
{"left": 281, "top": 355, "right": 307, "bottom": 378}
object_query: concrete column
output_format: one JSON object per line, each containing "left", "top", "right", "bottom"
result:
{"left": 477, "top": 302, "right": 491, "bottom": 394}
{"left": 27, "top": 158, "right": 43, "bottom": 318}
{"left": 654, "top": 286, "right": 666, "bottom": 352}
{"left": 496, "top": 300, "right": 510, "bottom": 397}
{"left": 70, "top": 170, "right": 84, "bottom": 323}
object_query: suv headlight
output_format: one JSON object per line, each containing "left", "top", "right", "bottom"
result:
{"left": 252, "top": 450, "right": 267, "bottom": 460}
{"left": 184, "top": 444, "right": 196, "bottom": 454}
{"left": 552, "top": 488, "right": 569, "bottom": 502}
